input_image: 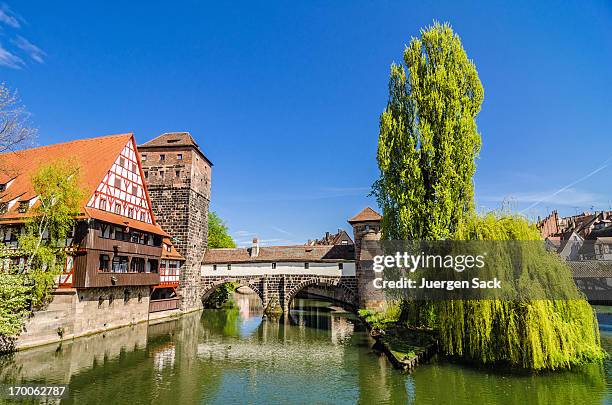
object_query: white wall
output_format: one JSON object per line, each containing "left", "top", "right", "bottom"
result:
{"left": 201, "top": 261, "right": 356, "bottom": 277}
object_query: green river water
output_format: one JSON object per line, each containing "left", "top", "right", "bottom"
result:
{"left": 0, "top": 293, "right": 610, "bottom": 404}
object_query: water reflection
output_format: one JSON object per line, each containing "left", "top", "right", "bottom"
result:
{"left": 0, "top": 293, "right": 608, "bottom": 404}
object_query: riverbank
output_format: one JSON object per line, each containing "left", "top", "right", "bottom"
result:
{"left": 359, "top": 314, "right": 438, "bottom": 370}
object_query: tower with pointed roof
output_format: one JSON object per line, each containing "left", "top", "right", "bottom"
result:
{"left": 139, "top": 132, "right": 213, "bottom": 310}
{"left": 348, "top": 207, "right": 385, "bottom": 309}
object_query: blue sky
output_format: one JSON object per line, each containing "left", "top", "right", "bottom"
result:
{"left": 1, "top": 1, "right": 611, "bottom": 246}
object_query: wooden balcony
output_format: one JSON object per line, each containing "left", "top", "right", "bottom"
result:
{"left": 90, "top": 234, "right": 162, "bottom": 257}
{"left": 149, "top": 297, "right": 180, "bottom": 313}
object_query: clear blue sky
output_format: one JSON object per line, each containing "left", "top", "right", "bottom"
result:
{"left": 1, "top": 1, "right": 611, "bottom": 246}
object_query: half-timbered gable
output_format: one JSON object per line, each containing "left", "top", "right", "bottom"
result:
{"left": 87, "top": 137, "right": 154, "bottom": 224}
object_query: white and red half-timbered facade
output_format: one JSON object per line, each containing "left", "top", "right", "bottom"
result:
{"left": 86, "top": 137, "right": 153, "bottom": 224}
{"left": 0, "top": 133, "right": 181, "bottom": 296}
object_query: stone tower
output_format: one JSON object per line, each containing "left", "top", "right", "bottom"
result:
{"left": 138, "top": 132, "right": 212, "bottom": 311}
{"left": 348, "top": 207, "right": 384, "bottom": 310}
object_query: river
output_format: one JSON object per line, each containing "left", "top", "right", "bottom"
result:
{"left": 0, "top": 293, "right": 610, "bottom": 404}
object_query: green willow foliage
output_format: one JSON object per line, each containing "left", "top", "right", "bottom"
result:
{"left": 372, "top": 21, "right": 483, "bottom": 241}
{"left": 372, "top": 22, "right": 604, "bottom": 370}
{"left": 0, "top": 160, "right": 82, "bottom": 337}
{"left": 437, "top": 213, "right": 605, "bottom": 370}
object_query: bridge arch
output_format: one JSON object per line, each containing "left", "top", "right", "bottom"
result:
{"left": 200, "top": 278, "right": 265, "bottom": 307}
{"left": 284, "top": 278, "right": 357, "bottom": 311}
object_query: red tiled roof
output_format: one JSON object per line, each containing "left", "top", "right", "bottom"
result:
{"left": 0, "top": 133, "right": 132, "bottom": 220}
{"left": 162, "top": 237, "right": 185, "bottom": 260}
{"left": 348, "top": 207, "right": 382, "bottom": 224}
{"left": 202, "top": 244, "right": 355, "bottom": 264}
{"left": 0, "top": 133, "right": 165, "bottom": 235}
{"left": 85, "top": 207, "right": 168, "bottom": 236}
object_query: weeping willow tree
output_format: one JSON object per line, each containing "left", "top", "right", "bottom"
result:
{"left": 372, "top": 22, "right": 604, "bottom": 369}
{"left": 437, "top": 213, "right": 604, "bottom": 369}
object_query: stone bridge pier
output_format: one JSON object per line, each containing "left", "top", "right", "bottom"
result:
{"left": 199, "top": 275, "right": 358, "bottom": 312}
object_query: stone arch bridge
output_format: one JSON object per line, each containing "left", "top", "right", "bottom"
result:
{"left": 199, "top": 274, "right": 358, "bottom": 312}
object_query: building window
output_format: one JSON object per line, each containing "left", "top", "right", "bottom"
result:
{"left": 100, "top": 199, "right": 107, "bottom": 210}
{"left": 127, "top": 207, "right": 134, "bottom": 218}
{"left": 119, "top": 157, "right": 125, "bottom": 167}
{"left": 101, "top": 223, "right": 112, "bottom": 238}
{"left": 213, "top": 264, "right": 217, "bottom": 271}
{"left": 227, "top": 264, "right": 231, "bottom": 270}
{"left": 160, "top": 171, "right": 165, "bottom": 179}
{"left": 177, "top": 153, "right": 183, "bottom": 160}
{"left": 304, "top": 262, "right": 309, "bottom": 269}
{"left": 0, "top": 183, "right": 5, "bottom": 192}
{"left": 175, "top": 170, "right": 181, "bottom": 178}
{"left": 115, "top": 204, "right": 122, "bottom": 215}
{"left": 140, "top": 212, "right": 145, "bottom": 221}
{"left": 114, "top": 178, "right": 122, "bottom": 188}
{"left": 130, "top": 257, "right": 145, "bottom": 273}
{"left": 17, "top": 201, "right": 28, "bottom": 213}
{"left": 144, "top": 171, "right": 149, "bottom": 178}
{"left": 272, "top": 262, "right": 276, "bottom": 269}
{"left": 132, "top": 163, "right": 137, "bottom": 172}
{"left": 338, "top": 263, "right": 344, "bottom": 270}
{"left": 160, "top": 154, "right": 165, "bottom": 161}
{"left": 142, "top": 155, "right": 147, "bottom": 161}
{"left": 148, "top": 259, "right": 159, "bottom": 273}
{"left": 99, "top": 254, "right": 110, "bottom": 271}
{"left": 124, "top": 289, "right": 130, "bottom": 303}
{"left": 0, "top": 202, "right": 7, "bottom": 214}
{"left": 112, "top": 256, "right": 129, "bottom": 272}
{"left": 132, "top": 185, "right": 138, "bottom": 195}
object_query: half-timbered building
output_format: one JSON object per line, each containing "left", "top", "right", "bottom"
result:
{"left": 0, "top": 133, "right": 183, "bottom": 347}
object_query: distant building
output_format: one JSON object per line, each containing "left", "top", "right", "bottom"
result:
{"left": 306, "top": 229, "right": 353, "bottom": 246}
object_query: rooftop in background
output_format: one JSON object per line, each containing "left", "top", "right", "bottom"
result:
{"left": 138, "top": 132, "right": 213, "bottom": 166}
{"left": 348, "top": 207, "right": 382, "bottom": 224}
{"left": 307, "top": 229, "right": 353, "bottom": 246}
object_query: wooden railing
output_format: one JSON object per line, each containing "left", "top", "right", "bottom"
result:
{"left": 149, "top": 297, "right": 180, "bottom": 313}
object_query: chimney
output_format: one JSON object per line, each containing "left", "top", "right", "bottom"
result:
{"left": 251, "top": 237, "right": 259, "bottom": 257}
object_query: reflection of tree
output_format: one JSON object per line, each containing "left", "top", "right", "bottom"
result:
{"left": 199, "top": 307, "right": 240, "bottom": 337}
{"left": 410, "top": 361, "right": 606, "bottom": 405}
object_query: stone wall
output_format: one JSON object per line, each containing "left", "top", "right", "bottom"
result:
{"left": 15, "top": 286, "right": 150, "bottom": 350}
{"left": 199, "top": 274, "right": 358, "bottom": 312}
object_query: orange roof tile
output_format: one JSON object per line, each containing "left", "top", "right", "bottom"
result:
{"left": 162, "top": 237, "right": 185, "bottom": 260}
{"left": 348, "top": 207, "right": 382, "bottom": 224}
{"left": 0, "top": 133, "right": 165, "bottom": 235}
{"left": 85, "top": 207, "right": 168, "bottom": 236}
